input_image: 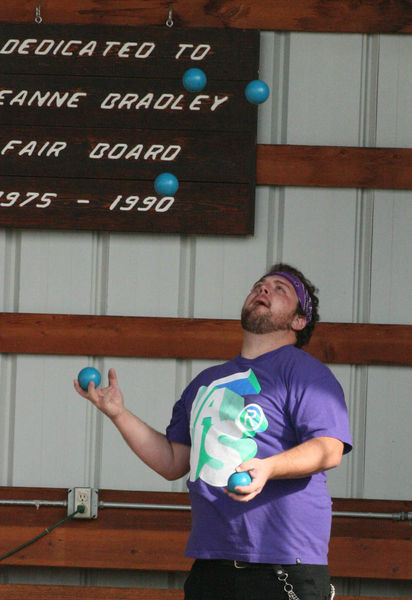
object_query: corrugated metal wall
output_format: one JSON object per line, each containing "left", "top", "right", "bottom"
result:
{"left": 0, "top": 30, "right": 411, "bottom": 595}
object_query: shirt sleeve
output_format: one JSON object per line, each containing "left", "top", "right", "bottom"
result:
{"left": 288, "top": 368, "right": 353, "bottom": 454}
{"left": 166, "top": 394, "right": 192, "bottom": 447}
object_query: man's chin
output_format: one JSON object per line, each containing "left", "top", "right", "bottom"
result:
{"left": 241, "top": 316, "right": 276, "bottom": 335}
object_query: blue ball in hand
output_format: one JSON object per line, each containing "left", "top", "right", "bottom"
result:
{"left": 245, "top": 80, "right": 270, "bottom": 104}
{"left": 227, "top": 471, "right": 252, "bottom": 493}
{"left": 78, "top": 367, "right": 101, "bottom": 391}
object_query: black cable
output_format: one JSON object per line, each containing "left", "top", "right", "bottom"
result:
{"left": 0, "top": 504, "right": 85, "bottom": 562}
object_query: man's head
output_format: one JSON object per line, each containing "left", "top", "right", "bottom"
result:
{"left": 241, "top": 263, "right": 319, "bottom": 348}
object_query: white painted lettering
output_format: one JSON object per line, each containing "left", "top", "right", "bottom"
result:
{"left": 18, "top": 38, "right": 37, "bottom": 54}
{"left": 1, "top": 140, "right": 22, "bottom": 155}
{"left": 189, "top": 94, "right": 209, "bottom": 111}
{"left": 9, "top": 90, "right": 28, "bottom": 106}
{"left": 47, "top": 91, "right": 70, "bottom": 107}
{"left": 143, "top": 145, "right": 164, "bottom": 160}
{"left": 27, "top": 91, "right": 51, "bottom": 107}
{"left": 0, "top": 140, "right": 67, "bottom": 157}
{"left": 107, "top": 143, "right": 128, "bottom": 159}
{"left": 103, "top": 41, "right": 120, "bottom": 56}
{"left": 89, "top": 143, "right": 110, "bottom": 159}
{"left": 89, "top": 143, "right": 182, "bottom": 161}
{"left": 118, "top": 42, "right": 137, "bottom": 58}
{"left": 34, "top": 39, "right": 55, "bottom": 55}
{"left": 161, "top": 145, "right": 181, "bottom": 161}
{"left": 37, "top": 141, "right": 51, "bottom": 156}
{"left": 19, "top": 140, "right": 38, "bottom": 156}
{"left": 170, "top": 94, "right": 185, "bottom": 110}
{"left": 135, "top": 93, "right": 154, "bottom": 109}
{"left": 78, "top": 40, "right": 97, "bottom": 56}
{"left": 0, "top": 39, "right": 19, "bottom": 54}
{"left": 125, "top": 144, "right": 144, "bottom": 159}
{"left": 61, "top": 40, "right": 82, "bottom": 56}
{"left": 46, "top": 141, "right": 67, "bottom": 157}
{"left": 135, "top": 42, "right": 155, "bottom": 58}
{"left": 100, "top": 93, "right": 121, "bottom": 109}
{"left": 153, "top": 94, "right": 175, "bottom": 110}
{"left": 118, "top": 93, "right": 139, "bottom": 109}
{"left": 175, "top": 43, "right": 193, "bottom": 59}
{"left": 211, "top": 95, "right": 229, "bottom": 111}
{"left": 66, "top": 92, "right": 87, "bottom": 108}
{"left": 52, "top": 40, "right": 66, "bottom": 55}
{"left": 0, "top": 90, "right": 13, "bottom": 105}
{"left": 190, "top": 44, "right": 211, "bottom": 60}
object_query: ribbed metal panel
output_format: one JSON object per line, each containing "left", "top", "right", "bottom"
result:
{"left": 0, "top": 30, "right": 411, "bottom": 595}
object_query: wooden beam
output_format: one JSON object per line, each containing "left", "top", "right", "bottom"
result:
{"left": 0, "top": 313, "right": 411, "bottom": 366}
{"left": 329, "top": 538, "right": 412, "bottom": 580}
{"left": 1, "top": 0, "right": 412, "bottom": 33}
{"left": 0, "top": 587, "right": 406, "bottom": 600}
{"left": 256, "top": 145, "right": 412, "bottom": 190}
{"left": 0, "top": 489, "right": 410, "bottom": 580}
{"left": 0, "top": 587, "right": 184, "bottom": 600}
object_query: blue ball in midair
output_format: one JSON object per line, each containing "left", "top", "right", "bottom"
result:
{"left": 182, "top": 68, "right": 207, "bottom": 92}
{"left": 154, "top": 173, "right": 179, "bottom": 196}
{"left": 245, "top": 80, "right": 270, "bottom": 104}
{"left": 78, "top": 367, "right": 101, "bottom": 391}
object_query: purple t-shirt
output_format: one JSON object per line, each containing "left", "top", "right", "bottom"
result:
{"left": 166, "top": 344, "right": 352, "bottom": 565}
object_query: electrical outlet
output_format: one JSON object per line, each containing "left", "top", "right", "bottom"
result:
{"left": 67, "top": 487, "right": 98, "bottom": 519}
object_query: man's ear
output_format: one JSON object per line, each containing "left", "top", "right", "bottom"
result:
{"left": 291, "top": 314, "right": 307, "bottom": 332}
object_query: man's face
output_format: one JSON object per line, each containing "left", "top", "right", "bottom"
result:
{"left": 241, "top": 274, "right": 302, "bottom": 334}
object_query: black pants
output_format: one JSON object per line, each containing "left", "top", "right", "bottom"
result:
{"left": 184, "top": 559, "right": 331, "bottom": 600}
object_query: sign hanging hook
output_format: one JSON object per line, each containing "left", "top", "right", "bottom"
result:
{"left": 35, "top": 3, "right": 43, "bottom": 24}
{"left": 166, "top": 6, "right": 174, "bottom": 28}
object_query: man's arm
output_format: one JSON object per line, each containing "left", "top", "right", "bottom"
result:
{"left": 110, "top": 409, "right": 190, "bottom": 480}
{"left": 74, "top": 368, "right": 190, "bottom": 481}
{"left": 226, "top": 436, "right": 344, "bottom": 502}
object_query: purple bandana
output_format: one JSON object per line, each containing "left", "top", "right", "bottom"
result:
{"left": 265, "top": 271, "right": 312, "bottom": 324}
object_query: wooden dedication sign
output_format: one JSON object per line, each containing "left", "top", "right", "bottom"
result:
{"left": 0, "top": 24, "right": 259, "bottom": 234}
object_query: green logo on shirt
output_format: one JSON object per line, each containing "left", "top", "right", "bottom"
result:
{"left": 189, "top": 369, "right": 268, "bottom": 487}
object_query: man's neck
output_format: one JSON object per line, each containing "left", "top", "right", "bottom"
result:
{"left": 240, "top": 329, "right": 296, "bottom": 359}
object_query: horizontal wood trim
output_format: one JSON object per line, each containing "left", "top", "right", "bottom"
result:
{"left": 0, "top": 585, "right": 184, "bottom": 600}
{"left": 329, "top": 538, "right": 412, "bottom": 580}
{"left": 256, "top": 145, "right": 412, "bottom": 190}
{"left": 0, "top": 589, "right": 407, "bottom": 600}
{"left": 1, "top": 0, "right": 412, "bottom": 33}
{"left": 0, "top": 489, "right": 411, "bottom": 579}
{"left": 0, "top": 313, "right": 411, "bottom": 366}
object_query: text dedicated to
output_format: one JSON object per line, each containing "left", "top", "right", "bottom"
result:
{"left": 0, "top": 38, "right": 212, "bottom": 60}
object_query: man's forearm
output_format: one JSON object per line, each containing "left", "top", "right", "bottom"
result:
{"left": 264, "top": 436, "right": 344, "bottom": 480}
{"left": 111, "top": 409, "right": 190, "bottom": 480}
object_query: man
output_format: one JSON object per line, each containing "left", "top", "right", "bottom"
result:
{"left": 74, "top": 263, "right": 352, "bottom": 600}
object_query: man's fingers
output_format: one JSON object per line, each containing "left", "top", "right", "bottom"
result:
{"left": 108, "top": 368, "right": 118, "bottom": 387}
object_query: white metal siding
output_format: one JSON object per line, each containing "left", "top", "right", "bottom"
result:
{"left": 0, "top": 30, "right": 411, "bottom": 594}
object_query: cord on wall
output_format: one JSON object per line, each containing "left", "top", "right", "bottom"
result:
{"left": 0, "top": 505, "right": 85, "bottom": 562}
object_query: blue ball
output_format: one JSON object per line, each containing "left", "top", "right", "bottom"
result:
{"left": 227, "top": 471, "right": 252, "bottom": 493}
{"left": 182, "top": 68, "right": 207, "bottom": 92}
{"left": 245, "top": 80, "right": 270, "bottom": 104}
{"left": 78, "top": 367, "right": 101, "bottom": 391}
{"left": 154, "top": 172, "right": 179, "bottom": 196}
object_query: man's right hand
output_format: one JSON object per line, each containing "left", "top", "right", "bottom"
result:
{"left": 74, "top": 367, "right": 125, "bottom": 420}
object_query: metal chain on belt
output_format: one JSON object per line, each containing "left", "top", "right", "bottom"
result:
{"left": 275, "top": 569, "right": 301, "bottom": 600}
{"left": 275, "top": 568, "right": 336, "bottom": 600}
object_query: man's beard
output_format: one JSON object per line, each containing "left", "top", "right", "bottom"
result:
{"left": 240, "top": 305, "right": 295, "bottom": 334}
